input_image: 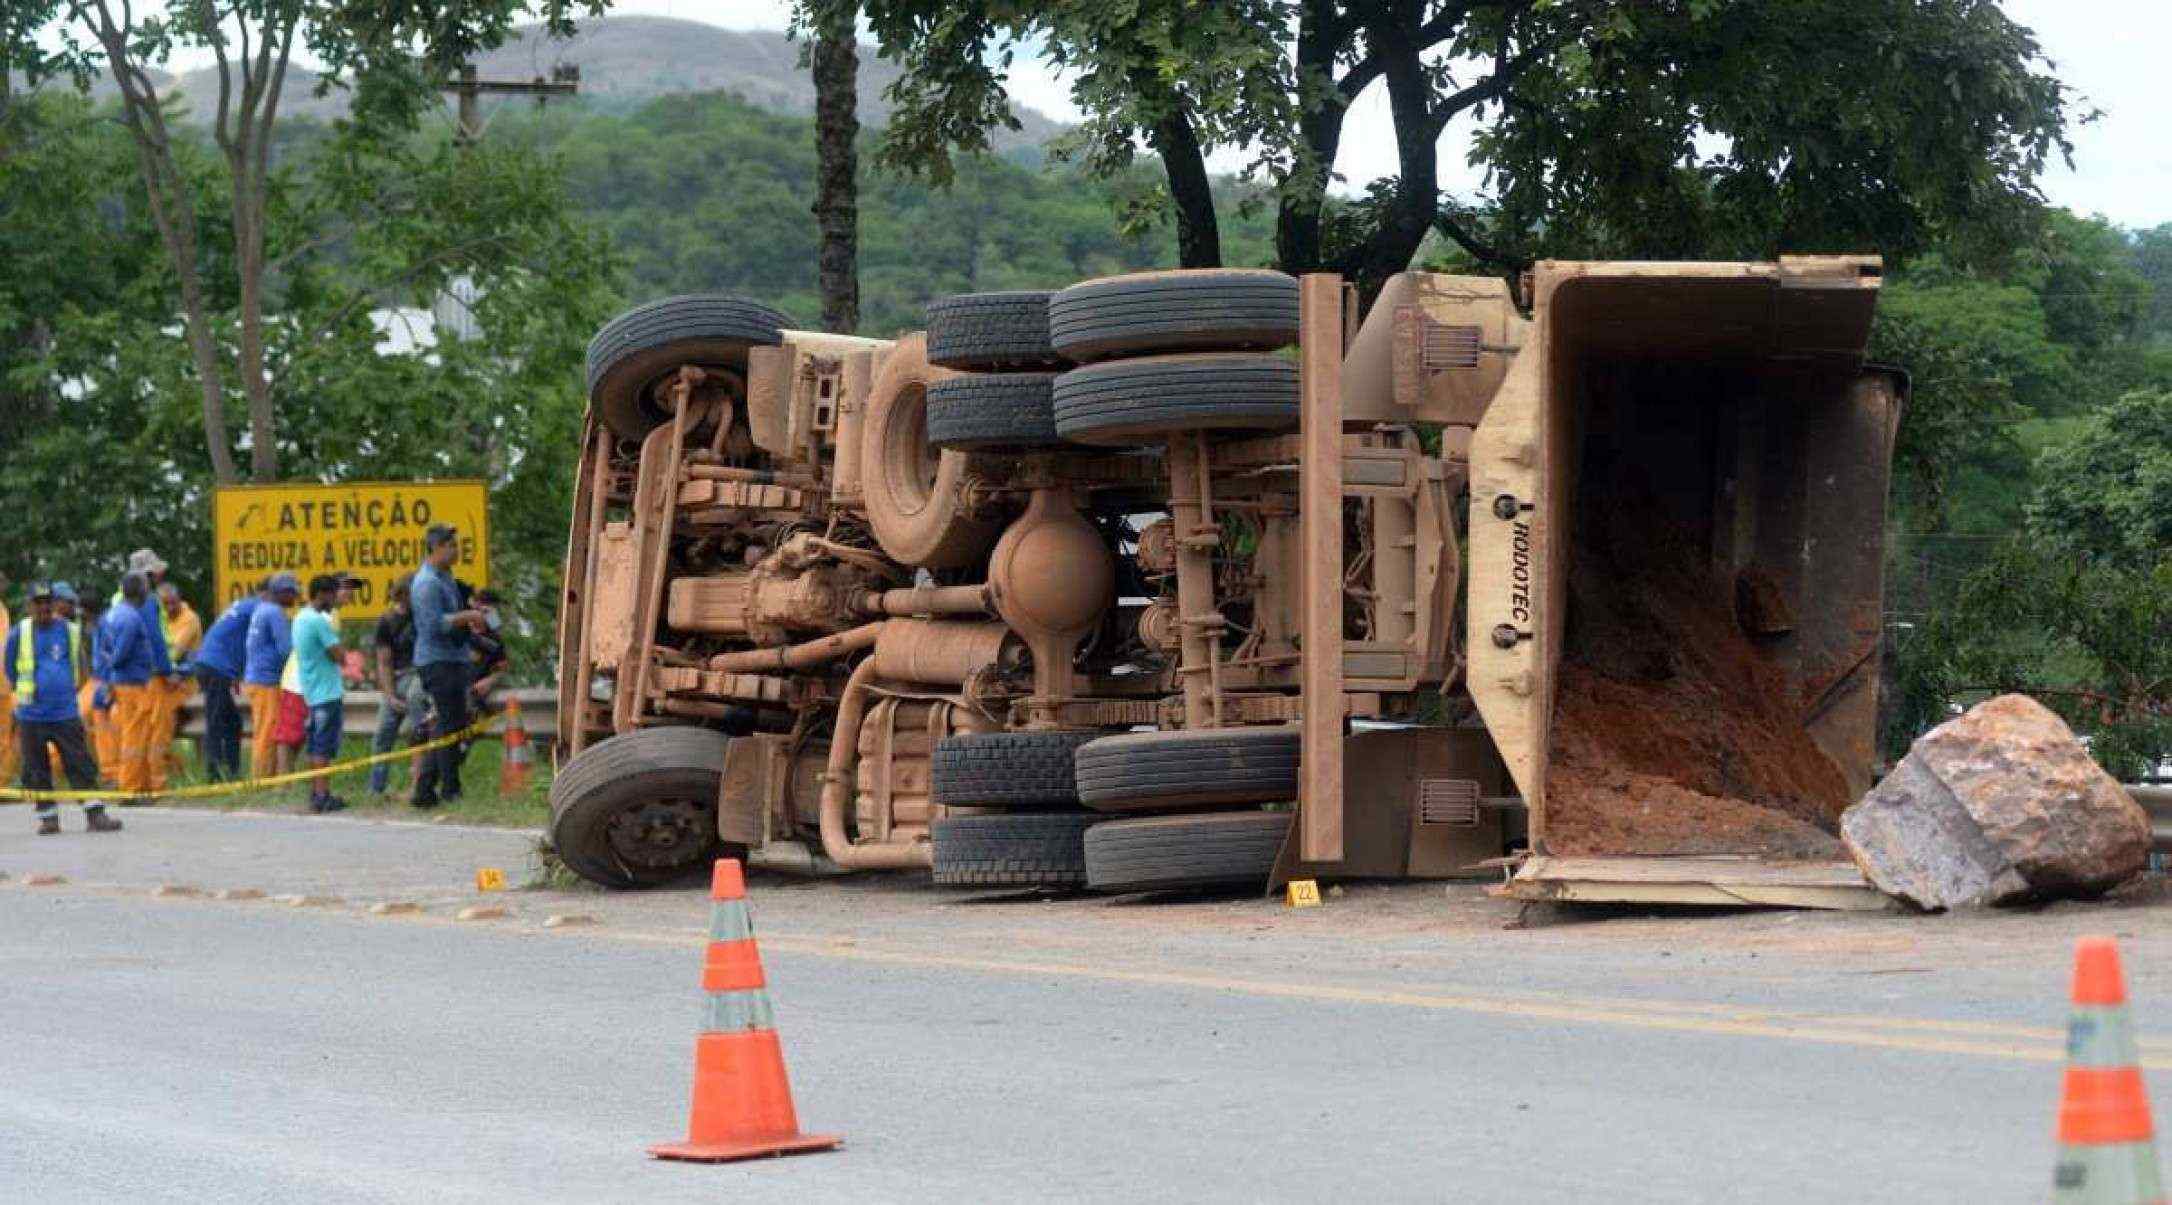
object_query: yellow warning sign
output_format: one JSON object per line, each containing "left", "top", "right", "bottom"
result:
{"left": 213, "top": 480, "right": 488, "bottom": 620}
{"left": 1285, "top": 879, "right": 1322, "bottom": 909}
{"left": 474, "top": 867, "right": 507, "bottom": 893}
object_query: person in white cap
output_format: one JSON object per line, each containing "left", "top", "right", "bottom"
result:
{"left": 110, "top": 551, "right": 172, "bottom": 798}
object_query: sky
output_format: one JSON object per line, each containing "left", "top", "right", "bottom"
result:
{"left": 127, "top": 0, "right": 2168, "bottom": 229}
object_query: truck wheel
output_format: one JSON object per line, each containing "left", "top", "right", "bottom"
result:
{"left": 1048, "top": 269, "right": 1298, "bottom": 363}
{"left": 925, "top": 373, "right": 1065, "bottom": 451}
{"left": 925, "top": 290, "right": 1062, "bottom": 370}
{"left": 931, "top": 730, "right": 1101, "bottom": 809}
{"left": 586, "top": 294, "right": 791, "bottom": 439}
{"left": 1074, "top": 726, "right": 1300, "bottom": 813}
{"left": 1052, "top": 353, "right": 1300, "bottom": 446}
{"left": 861, "top": 333, "right": 1004, "bottom": 568}
{"left": 931, "top": 812, "right": 1100, "bottom": 888}
{"left": 1084, "top": 810, "right": 1292, "bottom": 894}
{"left": 548, "top": 727, "right": 735, "bottom": 889}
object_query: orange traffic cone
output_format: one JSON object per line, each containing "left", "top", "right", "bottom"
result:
{"left": 497, "top": 697, "right": 532, "bottom": 794}
{"left": 2053, "top": 936, "right": 2165, "bottom": 1203}
{"left": 649, "top": 859, "right": 842, "bottom": 1163}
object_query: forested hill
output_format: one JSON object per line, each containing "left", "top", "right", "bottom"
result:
{"left": 71, "top": 16, "right": 1064, "bottom": 147}
{"left": 516, "top": 93, "right": 1281, "bottom": 335}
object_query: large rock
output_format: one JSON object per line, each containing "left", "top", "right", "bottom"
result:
{"left": 1841, "top": 694, "right": 2149, "bottom": 909}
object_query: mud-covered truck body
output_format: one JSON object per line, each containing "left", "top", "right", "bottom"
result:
{"left": 551, "top": 259, "right": 1901, "bottom": 904}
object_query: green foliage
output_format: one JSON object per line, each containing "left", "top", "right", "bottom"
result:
{"left": 526, "top": 92, "right": 1276, "bottom": 334}
{"left": 2028, "top": 389, "right": 2172, "bottom": 564}
{"left": 0, "top": 91, "right": 617, "bottom": 668}
{"left": 1475, "top": 0, "right": 2071, "bottom": 272}
{"left": 1887, "top": 389, "right": 2172, "bottom": 773}
{"left": 849, "top": 0, "right": 2074, "bottom": 301}
{"left": 1870, "top": 212, "right": 2162, "bottom": 530}
{"left": 1887, "top": 542, "right": 2171, "bottom": 780}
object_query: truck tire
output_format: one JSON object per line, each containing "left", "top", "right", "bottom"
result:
{"left": 1052, "top": 353, "right": 1301, "bottom": 446}
{"left": 1075, "top": 726, "right": 1300, "bottom": 813}
{"left": 548, "top": 727, "right": 735, "bottom": 889}
{"left": 1084, "top": 810, "right": 1292, "bottom": 894}
{"left": 586, "top": 294, "right": 791, "bottom": 439}
{"left": 925, "top": 290, "right": 1061, "bottom": 370}
{"left": 860, "top": 333, "right": 1004, "bottom": 568}
{"left": 931, "top": 812, "right": 1100, "bottom": 889}
{"left": 925, "top": 373, "right": 1064, "bottom": 451}
{"left": 930, "top": 730, "right": 1101, "bottom": 809}
{"left": 1048, "top": 269, "right": 1299, "bottom": 363}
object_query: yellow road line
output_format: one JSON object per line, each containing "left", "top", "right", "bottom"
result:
{"left": 749, "top": 935, "right": 2150, "bottom": 1070}
{"left": 17, "top": 878, "right": 2135, "bottom": 1069}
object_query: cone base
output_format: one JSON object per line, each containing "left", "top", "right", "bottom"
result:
{"left": 648, "top": 1132, "right": 842, "bottom": 1163}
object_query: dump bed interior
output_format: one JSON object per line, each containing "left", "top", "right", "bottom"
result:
{"left": 1465, "top": 259, "right": 1901, "bottom": 906}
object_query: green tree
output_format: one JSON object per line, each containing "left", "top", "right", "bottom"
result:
{"left": 0, "top": 92, "right": 617, "bottom": 655}
{"left": 9, "top": 0, "right": 600, "bottom": 482}
{"left": 1887, "top": 390, "right": 2172, "bottom": 776}
{"left": 848, "top": 0, "right": 2073, "bottom": 300}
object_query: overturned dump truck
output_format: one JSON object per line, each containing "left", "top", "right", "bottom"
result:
{"left": 551, "top": 258, "right": 1902, "bottom": 907}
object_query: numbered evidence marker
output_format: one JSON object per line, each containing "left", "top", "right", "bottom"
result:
{"left": 1285, "top": 879, "right": 1323, "bottom": 909}
{"left": 475, "top": 867, "right": 507, "bottom": 893}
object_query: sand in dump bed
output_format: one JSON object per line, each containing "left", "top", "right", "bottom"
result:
{"left": 1542, "top": 492, "right": 1853, "bottom": 861}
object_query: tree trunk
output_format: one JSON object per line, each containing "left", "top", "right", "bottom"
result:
{"left": 1146, "top": 108, "right": 1222, "bottom": 268}
{"left": 1350, "top": 29, "right": 1443, "bottom": 306}
{"left": 235, "top": 192, "right": 278, "bottom": 481}
{"left": 811, "top": 4, "right": 860, "bottom": 334}
{"left": 1274, "top": 0, "right": 1346, "bottom": 277}
{"left": 96, "top": 43, "right": 240, "bottom": 483}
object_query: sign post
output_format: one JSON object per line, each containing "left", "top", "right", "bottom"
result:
{"left": 212, "top": 481, "right": 489, "bottom": 621}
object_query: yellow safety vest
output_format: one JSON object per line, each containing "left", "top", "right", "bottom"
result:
{"left": 13, "top": 618, "right": 83, "bottom": 696}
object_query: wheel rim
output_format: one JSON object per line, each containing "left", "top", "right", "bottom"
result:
{"left": 884, "top": 382, "right": 939, "bottom": 518}
{"left": 601, "top": 795, "right": 712, "bottom": 871}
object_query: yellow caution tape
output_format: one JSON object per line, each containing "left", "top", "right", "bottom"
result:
{"left": 0, "top": 718, "right": 503, "bottom": 803}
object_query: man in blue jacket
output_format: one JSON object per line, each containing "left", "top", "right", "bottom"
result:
{"left": 244, "top": 573, "right": 300, "bottom": 778}
{"left": 96, "top": 572, "right": 162, "bottom": 796}
{"left": 195, "top": 579, "right": 266, "bottom": 781}
{"left": 5, "top": 583, "right": 120, "bottom": 834}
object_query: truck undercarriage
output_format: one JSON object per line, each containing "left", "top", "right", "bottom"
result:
{"left": 550, "top": 260, "right": 1902, "bottom": 906}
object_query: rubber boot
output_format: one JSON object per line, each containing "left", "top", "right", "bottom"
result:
{"left": 35, "top": 810, "right": 60, "bottom": 836}
{"left": 85, "top": 806, "right": 123, "bottom": 833}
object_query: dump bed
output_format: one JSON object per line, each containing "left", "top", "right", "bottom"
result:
{"left": 1461, "top": 258, "right": 1902, "bottom": 906}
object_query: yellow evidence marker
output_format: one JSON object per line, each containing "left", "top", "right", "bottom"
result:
{"left": 1285, "top": 879, "right": 1322, "bottom": 908}
{"left": 474, "top": 867, "right": 507, "bottom": 893}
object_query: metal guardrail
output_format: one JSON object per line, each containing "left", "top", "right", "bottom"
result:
{"left": 2131, "top": 784, "right": 2172, "bottom": 860}
{"left": 178, "top": 686, "right": 557, "bottom": 744}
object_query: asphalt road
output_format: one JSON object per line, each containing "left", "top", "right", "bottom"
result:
{"left": 2, "top": 808, "right": 2163, "bottom": 1202}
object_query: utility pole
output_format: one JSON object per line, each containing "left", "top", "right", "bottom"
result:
{"left": 430, "top": 61, "right": 583, "bottom": 347}
{"left": 444, "top": 62, "right": 581, "bottom": 145}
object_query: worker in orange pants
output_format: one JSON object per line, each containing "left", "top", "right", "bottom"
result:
{"left": 150, "top": 583, "right": 202, "bottom": 792}
{"left": 243, "top": 572, "right": 300, "bottom": 778}
{"left": 77, "top": 678, "right": 115, "bottom": 785}
{"left": 95, "top": 573, "right": 165, "bottom": 795}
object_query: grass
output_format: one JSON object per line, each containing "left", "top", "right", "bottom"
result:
{"left": 167, "top": 731, "right": 553, "bottom": 827}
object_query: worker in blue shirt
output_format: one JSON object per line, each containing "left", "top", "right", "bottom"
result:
{"left": 5, "top": 582, "right": 120, "bottom": 834}
{"left": 244, "top": 572, "right": 300, "bottom": 777}
{"left": 411, "top": 524, "right": 486, "bottom": 808}
{"left": 195, "top": 580, "right": 267, "bottom": 781}
{"left": 97, "top": 572, "right": 162, "bottom": 796}
{"left": 110, "top": 552, "right": 172, "bottom": 796}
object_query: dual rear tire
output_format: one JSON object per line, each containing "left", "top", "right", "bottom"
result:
{"left": 920, "top": 272, "right": 1304, "bottom": 451}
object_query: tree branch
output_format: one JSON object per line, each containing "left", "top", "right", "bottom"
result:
{"left": 1432, "top": 205, "right": 1524, "bottom": 271}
